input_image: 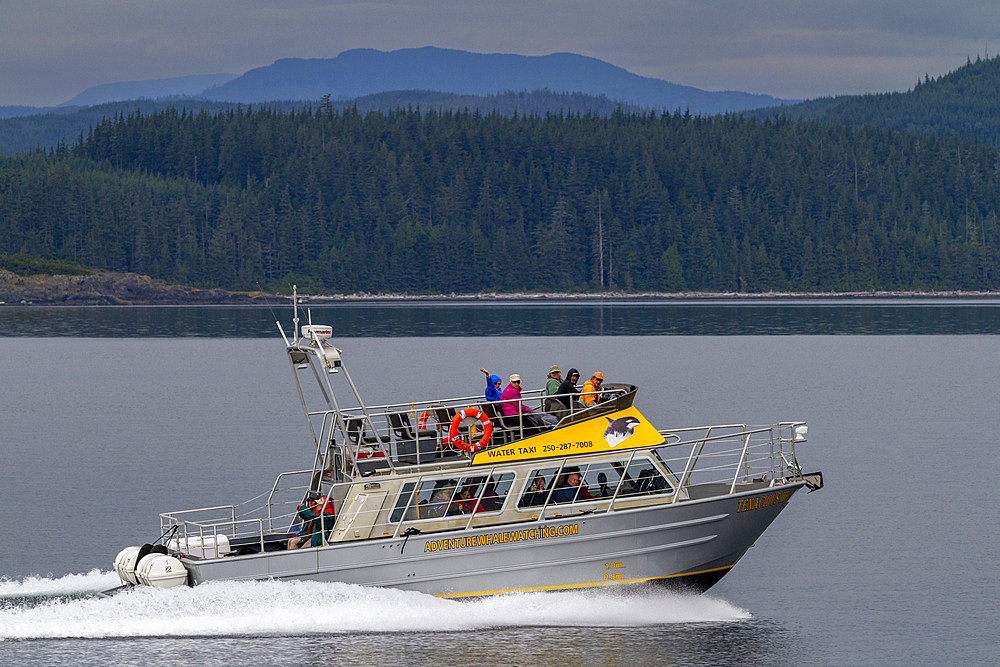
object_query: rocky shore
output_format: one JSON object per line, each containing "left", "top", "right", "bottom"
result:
{"left": 0, "top": 269, "right": 272, "bottom": 305}
{"left": 3, "top": 268, "right": 996, "bottom": 305}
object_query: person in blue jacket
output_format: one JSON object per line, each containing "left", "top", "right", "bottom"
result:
{"left": 480, "top": 367, "right": 503, "bottom": 401}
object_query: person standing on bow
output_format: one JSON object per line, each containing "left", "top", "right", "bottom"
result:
{"left": 480, "top": 367, "right": 503, "bottom": 402}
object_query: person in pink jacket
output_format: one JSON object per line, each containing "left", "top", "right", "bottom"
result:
{"left": 500, "top": 374, "right": 558, "bottom": 427}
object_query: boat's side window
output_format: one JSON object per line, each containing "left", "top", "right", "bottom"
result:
{"left": 415, "top": 478, "right": 460, "bottom": 520}
{"left": 389, "top": 482, "right": 418, "bottom": 522}
{"left": 518, "top": 467, "right": 560, "bottom": 508}
{"left": 582, "top": 461, "right": 623, "bottom": 499}
{"left": 391, "top": 472, "right": 516, "bottom": 522}
{"left": 619, "top": 458, "right": 672, "bottom": 496}
{"left": 473, "top": 472, "right": 514, "bottom": 513}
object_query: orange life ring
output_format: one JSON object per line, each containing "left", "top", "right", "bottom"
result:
{"left": 418, "top": 410, "right": 430, "bottom": 429}
{"left": 447, "top": 408, "right": 493, "bottom": 452}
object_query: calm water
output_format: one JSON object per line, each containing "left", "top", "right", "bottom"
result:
{"left": 2, "top": 301, "right": 998, "bottom": 665}
{"left": 4, "top": 296, "right": 1000, "bottom": 337}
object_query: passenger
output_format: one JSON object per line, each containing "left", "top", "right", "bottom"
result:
{"left": 552, "top": 467, "right": 595, "bottom": 503}
{"left": 519, "top": 474, "right": 548, "bottom": 507}
{"left": 500, "top": 374, "right": 559, "bottom": 428}
{"left": 478, "top": 481, "right": 501, "bottom": 512}
{"left": 446, "top": 486, "right": 486, "bottom": 516}
{"left": 422, "top": 481, "right": 456, "bottom": 519}
{"left": 544, "top": 366, "right": 562, "bottom": 396}
{"left": 287, "top": 492, "right": 335, "bottom": 549}
{"left": 556, "top": 368, "right": 582, "bottom": 409}
{"left": 581, "top": 371, "right": 605, "bottom": 406}
{"left": 480, "top": 367, "right": 503, "bottom": 402}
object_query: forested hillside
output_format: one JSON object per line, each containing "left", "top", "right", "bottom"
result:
{"left": 2, "top": 106, "right": 999, "bottom": 294}
{"left": 0, "top": 90, "right": 636, "bottom": 156}
{"left": 755, "top": 55, "right": 1000, "bottom": 148}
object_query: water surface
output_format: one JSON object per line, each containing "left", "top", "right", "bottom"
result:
{"left": 1, "top": 302, "right": 998, "bottom": 665}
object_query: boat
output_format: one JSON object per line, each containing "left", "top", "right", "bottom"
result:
{"left": 111, "top": 290, "right": 824, "bottom": 596}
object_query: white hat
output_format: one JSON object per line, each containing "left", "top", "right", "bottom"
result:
{"left": 510, "top": 373, "right": 521, "bottom": 382}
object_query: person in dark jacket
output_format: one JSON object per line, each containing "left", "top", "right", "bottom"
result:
{"left": 555, "top": 368, "right": 582, "bottom": 410}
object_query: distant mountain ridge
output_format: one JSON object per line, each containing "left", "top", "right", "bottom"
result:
{"left": 750, "top": 55, "right": 1000, "bottom": 147}
{"left": 59, "top": 73, "right": 238, "bottom": 107}
{"left": 201, "top": 47, "right": 791, "bottom": 114}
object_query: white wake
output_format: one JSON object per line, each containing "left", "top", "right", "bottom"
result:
{"left": 0, "top": 574, "right": 750, "bottom": 640}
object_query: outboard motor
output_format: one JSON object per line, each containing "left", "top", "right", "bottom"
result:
{"left": 113, "top": 543, "right": 189, "bottom": 588}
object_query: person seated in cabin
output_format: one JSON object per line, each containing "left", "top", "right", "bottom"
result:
{"left": 480, "top": 367, "right": 504, "bottom": 402}
{"left": 422, "top": 481, "right": 456, "bottom": 519}
{"left": 446, "top": 486, "right": 486, "bottom": 516}
{"left": 500, "top": 374, "right": 559, "bottom": 429}
{"left": 581, "top": 372, "right": 605, "bottom": 406}
{"left": 478, "top": 480, "right": 502, "bottom": 512}
{"left": 554, "top": 368, "right": 583, "bottom": 411}
{"left": 287, "top": 492, "right": 335, "bottom": 549}
{"left": 552, "top": 467, "right": 595, "bottom": 504}
{"left": 519, "top": 474, "right": 549, "bottom": 508}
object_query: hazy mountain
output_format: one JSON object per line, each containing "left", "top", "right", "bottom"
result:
{"left": 59, "top": 73, "right": 238, "bottom": 107}
{"left": 201, "top": 47, "right": 792, "bottom": 114}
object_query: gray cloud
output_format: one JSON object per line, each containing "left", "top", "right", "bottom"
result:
{"left": 2, "top": 0, "right": 997, "bottom": 106}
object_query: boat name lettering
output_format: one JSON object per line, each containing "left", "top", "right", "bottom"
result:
{"left": 422, "top": 524, "right": 579, "bottom": 553}
{"left": 481, "top": 445, "right": 538, "bottom": 459}
{"left": 737, "top": 490, "right": 792, "bottom": 513}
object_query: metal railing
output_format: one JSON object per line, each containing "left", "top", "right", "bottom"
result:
{"left": 160, "top": 421, "right": 808, "bottom": 560}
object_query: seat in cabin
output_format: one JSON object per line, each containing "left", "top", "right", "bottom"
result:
{"left": 344, "top": 417, "right": 391, "bottom": 475}
{"left": 388, "top": 412, "right": 438, "bottom": 465}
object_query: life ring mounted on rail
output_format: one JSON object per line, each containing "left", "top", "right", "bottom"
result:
{"left": 447, "top": 408, "right": 493, "bottom": 452}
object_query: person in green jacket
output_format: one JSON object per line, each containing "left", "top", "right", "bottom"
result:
{"left": 286, "top": 492, "right": 335, "bottom": 549}
{"left": 545, "top": 365, "right": 562, "bottom": 396}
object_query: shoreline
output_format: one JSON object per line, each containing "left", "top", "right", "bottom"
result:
{"left": 4, "top": 267, "right": 1000, "bottom": 306}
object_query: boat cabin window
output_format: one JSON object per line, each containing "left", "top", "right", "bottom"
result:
{"left": 389, "top": 472, "right": 515, "bottom": 523}
{"left": 518, "top": 458, "right": 672, "bottom": 507}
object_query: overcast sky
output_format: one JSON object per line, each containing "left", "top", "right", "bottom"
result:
{"left": 3, "top": 0, "right": 998, "bottom": 107}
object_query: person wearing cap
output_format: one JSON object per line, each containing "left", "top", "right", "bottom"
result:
{"left": 286, "top": 491, "right": 335, "bottom": 549}
{"left": 500, "top": 373, "right": 559, "bottom": 428}
{"left": 544, "top": 365, "right": 562, "bottom": 396}
{"left": 581, "top": 371, "right": 605, "bottom": 406}
{"left": 479, "top": 367, "right": 503, "bottom": 402}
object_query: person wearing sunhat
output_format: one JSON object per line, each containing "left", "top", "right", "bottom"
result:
{"left": 544, "top": 365, "right": 562, "bottom": 396}
{"left": 500, "top": 373, "right": 559, "bottom": 428}
{"left": 581, "top": 371, "right": 605, "bottom": 406}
